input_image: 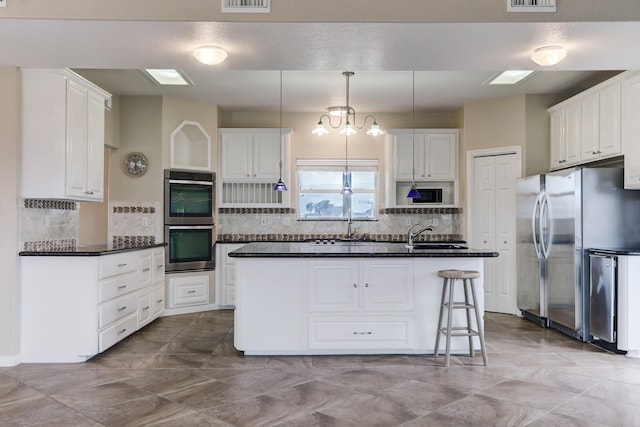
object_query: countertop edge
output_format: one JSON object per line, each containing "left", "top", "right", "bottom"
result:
{"left": 19, "top": 242, "right": 167, "bottom": 257}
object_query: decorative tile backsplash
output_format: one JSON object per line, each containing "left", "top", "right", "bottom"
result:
{"left": 23, "top": 239, "right": 77, "bottom": 252}
{"left": 217, "top": 207, "right": 463, "bottom": 243}
{"left": 20, "top": 199, "right": 79, "bottom": 250}
{"left": 112, "top": 235, "right": 156, "bottom": 246}
{"left": 109, "top": 201, "right": 163, "bottom": 244}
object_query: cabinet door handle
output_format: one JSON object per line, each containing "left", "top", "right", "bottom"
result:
{"left": 84, "top": 191, "right": 94, "bottom": 195}
{"left": 117, "top": 306, "right": 127, "bottom": 312}
{"left": 117, "top": 285, "right": 127, "bottom": 290}
{"left": 156, "top": 299, "right": 164, "bottom": 303}
{"left": 157, "top": 265, "right": 164, "bottom": 269}
{"left": 118, "top": 263, "right": 127, "bottom": 267}
{"left": 142, "top": 268, "right": 150, "bottom": 272}
{"left": 365, "top": 283, "right": 369, "bottom": 287}
{"left": 117, "top": 328, "right": 127, "bottom": 335}
{"left": 143, "top": 306, "right": 150, "bottom": 311}
{"left": 353, "top": 283, "right": 357, "bottom": 288}
{"left": 353, "top": 331, "right": 372, "bottom": 335}
{"left": 187, "top": 290, "right": 196, "bottom": 294}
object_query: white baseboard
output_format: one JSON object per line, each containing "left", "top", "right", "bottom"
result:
{"left": 0, "top": 354, "right": 22, "bottom": 367}
{"left": 162, "top": 303, "right": 233, "bottom": 317}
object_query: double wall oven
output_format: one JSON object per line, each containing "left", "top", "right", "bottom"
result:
{"left": 164, "top": 169, "right": 215, "bottom": 272}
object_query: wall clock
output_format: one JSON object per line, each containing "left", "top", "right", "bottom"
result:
{"left": 123, "top": 152, "right": 148, "bottom": 177}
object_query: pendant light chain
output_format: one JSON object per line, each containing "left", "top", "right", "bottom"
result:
{"left": 407, "top": 70, "right": 421, "bottom": 199}
{"left": 273, "top": 70, "right": 288, "bottom": 192}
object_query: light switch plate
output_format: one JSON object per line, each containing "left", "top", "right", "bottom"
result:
{"left": 0, "top": 0, "right": 6, "bottom": 7}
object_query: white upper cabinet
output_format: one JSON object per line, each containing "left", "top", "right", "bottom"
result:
{"left": 549, "top": 75, "right": 622, "bottom": 170}
{"left": 392, "top": 129, "right": 457, "bottom": 181}
{"left": 622, "top": 71, "right": 640, "bottom": 189}
{"left": 22, "top": 68, "right": 111, "bottom": 201}
{"left": 220, "top": 129, "right": 286, "bottom": 182}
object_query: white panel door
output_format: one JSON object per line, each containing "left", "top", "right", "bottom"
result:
{"left": 473, "top": 153, "right": 518, "bottom": 314}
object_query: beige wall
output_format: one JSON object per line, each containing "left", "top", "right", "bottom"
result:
{"left": 1, "top": 0, "right": 638, "bottom": 22}
{"left": 0, "top": 67, "right": 21, "bottom": 362}
{"left": 78, "top": 147, "right": 109, "bottom": 244}
{"left": 109, "top": 96, "right": 164, "bottom": 203}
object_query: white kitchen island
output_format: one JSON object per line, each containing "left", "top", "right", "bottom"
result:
{"left": 230, "top": 241, "right": 498, "bottom": 356}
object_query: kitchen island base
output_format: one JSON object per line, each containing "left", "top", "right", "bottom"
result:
{"left": 233, "top": 256, "right": 487, "bottom": 356}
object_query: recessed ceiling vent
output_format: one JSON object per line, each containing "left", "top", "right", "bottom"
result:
{"left": 508, "top": 0, "right": 556, "bottom": 12}
{"left": 222, "top": 0, "right": 270, "bottom": 13}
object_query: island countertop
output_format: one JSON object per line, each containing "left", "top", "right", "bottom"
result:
{"left": 228, "top": 241, "right": 498, "bottom": 258}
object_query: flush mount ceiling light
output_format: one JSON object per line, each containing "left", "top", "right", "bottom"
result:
{"left": 531, "top": 46, "right": 567, "bottom": 66}
{"left": 487, "top": 70, "right": 534, "bottom": 85}
{"left": 312, "top": 71, "right": 384, "bottom": 137}
{"left": 142, "top": 69, "right": 191, "bottom": 86}
{"left": 193, "top": 45, "right": 228, "bottom": 65}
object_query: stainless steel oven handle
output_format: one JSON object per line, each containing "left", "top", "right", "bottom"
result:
{"left": 167, "top": 225, "right": 214, "bottom": 230}
{"left": 168, "top": 179, "right": 213, "bottom": 186}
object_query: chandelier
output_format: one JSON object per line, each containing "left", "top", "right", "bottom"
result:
{"left": 311, "top": 71, "right": 384, "bottom": 137}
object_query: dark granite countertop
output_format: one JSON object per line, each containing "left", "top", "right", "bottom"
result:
{"left": 19, "top": 242, "right": 167, "bottom": 257}
{"left": 228, "top": 242, "right": 499, "bottom": 258}
{"left": 588, "top": 248, "right": 640, "bottom": 256}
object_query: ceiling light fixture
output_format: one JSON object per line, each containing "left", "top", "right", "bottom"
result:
{"left": 407, "top": 71, "right": 421, "bottom": 199}
{"left": 142, "top": 69, "right": 191, "bottom": 86}
{"left": 488, "top": 70, "right": 534, "bottom": 85}
{"left": 530, "top": 46, "right": 567, "bottom": 67}
{"left": 193, "top": 45, "right": 228, "bottom": 65}
{"left": 273, "top": 70, "right": 288, "bottom": 192}
{"left": 312, "top": 71, "right": 384, "bottom": 137}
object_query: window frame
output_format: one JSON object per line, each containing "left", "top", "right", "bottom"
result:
{"left": 296, "top": 159, "right": 379, "bottom": 221}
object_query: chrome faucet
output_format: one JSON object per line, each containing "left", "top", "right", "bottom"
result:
{"left": 346, "top": 217, "right": 357, "bottom": 240}
{"left": 407, "top": 224, "right": 434, "bottom": 247}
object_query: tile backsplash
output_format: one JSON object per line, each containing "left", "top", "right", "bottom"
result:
{"left": 20, "top": 199, "right": 79, "bottom": 251}
{"left": 109, "top": 201, "right": 162, "bottom": 245}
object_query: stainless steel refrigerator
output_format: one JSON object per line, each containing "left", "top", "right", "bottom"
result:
{"left": 517, "top": 167, "right": 640, "bottom": 341}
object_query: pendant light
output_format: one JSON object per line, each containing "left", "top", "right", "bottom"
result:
{"left": 273, "top": 70, "right": 288, "bottom": 192}
{"left": 341, "top": 133, "right": 352, "bottom": 195}
{"left": 407, "top": 70, "right": 421, "bottom": 199}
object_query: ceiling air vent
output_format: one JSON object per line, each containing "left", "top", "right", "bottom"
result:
{"left": 222, "top": 0, "right": 270, "bottom": 13}
{"left": 508, "top": 0, "right": 556, "bottom": 12}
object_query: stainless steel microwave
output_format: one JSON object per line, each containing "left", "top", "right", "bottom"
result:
{"left": 411, "top": 188, "right": 443, "bottom": 204}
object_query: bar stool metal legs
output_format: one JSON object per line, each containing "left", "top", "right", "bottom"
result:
{"left": 434, "top": 269, "right": 488, "bottom": 367}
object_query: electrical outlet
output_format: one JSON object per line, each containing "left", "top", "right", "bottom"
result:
{"left": 282, "top": 217, "right": 290, "bottom": 226}
{"left": 432, "top": 218, "right": 438, "bottom": 227}
{"left": 405, "top": 218, "right": 412, "bottom": 226}
{"left": 45, "top": 215, "right": 51, "bottom": 228}
{"left": 141, "top": 217, "right": 148, "bottom": 227}
{"left": 260, "top": 218, "right": 267, "bottom": 225}
{"left": 0, "top": 0, "right": 6, "bottom": 8}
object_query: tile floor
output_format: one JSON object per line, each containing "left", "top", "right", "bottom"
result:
{"left": 2, "top": 310, "right": 640, "bottom": 426}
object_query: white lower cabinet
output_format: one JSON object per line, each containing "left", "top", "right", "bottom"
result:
{"left": 215, "top": 243, "right": 244, "bottom": 306}
{"left": 21, "top": 247, "right": 165, "bottom": 363}
{"left": 308, "top": 316, "right": 414, "bottom": 350}
{"left": 169, "top": 275, "right": 209, "bottom": 307}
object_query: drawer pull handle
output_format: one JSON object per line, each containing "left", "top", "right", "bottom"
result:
{"left": 84, "top": 191, "right": 94, "bottom": 195}
{"left": 353, "top": 283, "right": 357, "bottom": 288}
{"left": 365, "top": 283, "right": 369, "bottom": 287}
{"left": 156, "top": 299, "right": 164, "bottom": 303}
{"left": 353, "top": 331, "right": 372, "bottom": 335}
{"left": 143, "top": 268, "right": 150, "bottom": 272}
{"left": 118, "top": 263, "right": 127, "bottom": 267}
{"left": 143, "top": 306, "right": 150, "bottom": 311}
{"left": 117, "top": 328, "right": 127, "bottom": 335}
{"left": 157, "top": 265, "right": 164, "bottom": 269}
{"left": 117, "top": 285, "right": 127, "bottom": 290}
{"left": 187, "top": 290, "right": 196, "bottom": 294}
{"left": 117, "top": 306, "right": 127, "bottom": 312}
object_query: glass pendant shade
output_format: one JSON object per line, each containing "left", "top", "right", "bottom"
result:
{"left": 366, "top": 122, "right": 384, "bottom": 136}
{"left": 273, "top": 180, "right": 288, "bottom": 192}
{"left": 341, "top": 180, "right": 353, "bottom": 195}
{"left": 339, "top": 122, "right": 357, "bottom": 136}
{"left": 312, "top": 121, "right": 330, "bottom": 136}
{"left": 407, "top": 184, "right": 421, "bottom": 199}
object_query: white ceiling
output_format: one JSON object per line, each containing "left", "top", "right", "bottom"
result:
{"left": 1, "top": 19, "right": 638, "bottom": 112}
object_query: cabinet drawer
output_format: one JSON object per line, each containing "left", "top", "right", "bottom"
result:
{"left": 170, "top": 275, "right": 209, "bottom": 307}
{"left": 309, "top": 317, "right": 414, "bottom": 349}
{"left": 99, "top": 293, "right": 137, "bottom": 328}
{"left": 152, "top": 284, "right": 165, "bottom": 317}
{"left": 99, "top": 314, "right": 137, "bottom": 352}
{"left": 99, "top": 272, "right": 138, "bottom": 303}
{"left": 100, "top": 252, "right": 137, "bottom": 279}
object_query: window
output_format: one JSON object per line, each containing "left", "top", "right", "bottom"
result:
{"left": 297, "top": 159, "right": 378, "bottom": 220}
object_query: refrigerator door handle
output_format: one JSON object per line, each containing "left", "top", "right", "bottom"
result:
{"left": 532, "top": 195, "right": 542, "bottom": 259}
{"left": 540, "top": 193, "right": 550, "bottom": 259}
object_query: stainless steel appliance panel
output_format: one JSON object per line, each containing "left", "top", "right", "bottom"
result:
{"left": 164, "top": 225, "right": 215, "bottom": 272}
{"left": 516, "top": 174, "right": 546, "bottom": 323}
{"left": 589, "top": 254, "right": 616, "bottom": 343}
{"left": 164, "top": 169, "right": 215, "bottom": 225}
{"left": 544, "top": 168, "right": 581, "bottom": 335}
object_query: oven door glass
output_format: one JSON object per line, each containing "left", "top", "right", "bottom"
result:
{"left": 165, "top": 181, "right": 213, "bottom": 225}
{"left": 165, "top": 226, "right": 214, "bottom": 272}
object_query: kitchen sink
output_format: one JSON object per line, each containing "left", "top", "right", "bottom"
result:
{"left": 406, "top": 243, "right": 468, "bottom": 250}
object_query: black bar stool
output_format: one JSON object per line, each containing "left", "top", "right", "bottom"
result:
{"left": 434, "top": 269, "right": 488, "bottom": 367}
